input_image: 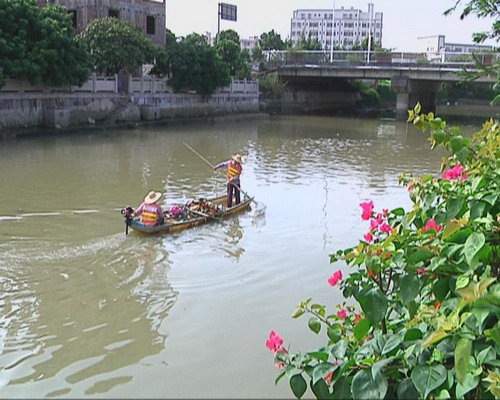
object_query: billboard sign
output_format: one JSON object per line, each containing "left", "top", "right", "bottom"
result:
{"left": 219, "top": 3, "right": 237, "bottom": 21}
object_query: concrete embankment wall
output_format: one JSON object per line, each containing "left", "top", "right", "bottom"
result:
{"left": 0, "top": 92, "right": 260, "bottom": 133}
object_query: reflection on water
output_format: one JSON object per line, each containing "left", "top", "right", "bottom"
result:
{"left": 0, "top": 114, "right": 486, "bottom": 397}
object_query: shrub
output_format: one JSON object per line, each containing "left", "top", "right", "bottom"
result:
{"left": 267, "top": 104, "right": 499, "bottom": 399}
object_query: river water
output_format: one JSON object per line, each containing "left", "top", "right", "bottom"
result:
{"left": 0, "top": 113, "right": 487, "bottom": 398}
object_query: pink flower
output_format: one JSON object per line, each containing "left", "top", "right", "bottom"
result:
{"left": 364, "top": 232, "right": 373, "bottom": 242}
{"left": 266, "top": 330, "right": 284, "bottom": 352}
{"left": 324, "top": 371, "right": 334, "bottom": 385}
{"left": 417, "top": 267, "right": 426, "bottom": 275}
{"left": 380, "top": 223, "right": 392, "bottom": 234}
{"left": 360, "top": 201, "right": 374, "bottom": 220}
{"left": 370, "top": 216, "right": 383, "bottom": 230}
{"left": 422, "top": 219, "right": 442, "bottom": 233}
{"left": 442, "top": 163, "right": 467, "bottom": 181}
{"left": 382, "top": 209, "right": 389, "bottom": 217}
{"left": 328, "top": 270, "right": 343, "bottom": 286}
{"left": 274, "top": 362, "right": 285, "bottom": 369}
{"left": 337, "top": 309, "right": 347, "bottom": 319}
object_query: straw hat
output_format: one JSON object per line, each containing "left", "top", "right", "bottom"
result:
{"left": 143, "top": 190, "right": 162, "bottom": 204}
{"left": 232, "top": 154, "right": 246, "bottom": 164}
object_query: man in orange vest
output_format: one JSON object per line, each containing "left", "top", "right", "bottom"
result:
{"left": 133, "top": 190, "right": 164, "bottom": 226}
{"left": 214, "top": 154, "right": 246, "bottom": 208}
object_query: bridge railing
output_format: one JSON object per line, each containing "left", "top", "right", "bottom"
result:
{"left": 262, "top": 50, "right": 498, "bottom": 69}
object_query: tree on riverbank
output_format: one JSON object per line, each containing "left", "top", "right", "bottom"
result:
{"left": 215, "top": 30, "right": 251, "bottom": 80}
{"left": 77, "top": 17, "right": 155, "bottom": 76}
{"left": 160, "top": 34, "right": 230, "bottom": 98}
{"left": 0, "top": 0, "right": 90, "bottom": 87}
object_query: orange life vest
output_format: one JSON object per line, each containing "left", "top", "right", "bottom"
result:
{"left": 141, "top": 203, "right": 161, "bottom": 226}
{"left": 227, "top": 160, "right": 242, "bottom": 181}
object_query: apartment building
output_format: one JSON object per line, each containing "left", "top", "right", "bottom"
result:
{"left": 37, "top": 0, "right": 166, "bottom": 46}
{"left": 240, "top": 36, "right": 259, "bottom": 51}
{"left": 290, "top": 4, "right": 383, "bottom": 49}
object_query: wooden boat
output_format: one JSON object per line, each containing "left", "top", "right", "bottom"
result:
{"left": 124, "top": 194, "right": 253, "bottom": 235}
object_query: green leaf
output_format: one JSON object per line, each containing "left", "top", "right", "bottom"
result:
{"left": 485, "top": 325, "right": 500, "bottom": 345}
{"left": 464, "top": 232, "right": 485, "bottom": 266}
{"left": 455, "top": 338, "right": 472, "bottom": 384}
{"left": 333, "top": 376, "right": 350, "bottom": 399}
{"left": 351, "top": 368, "right": 388, "bottom": 400}
{"left": 442, "top": 219, "right": 465, "bottom": 240}
{"left": 422, "top": 329, "right": 449, "bottom": 348}
{"left": 408, "top": 249, "right": 434, "bottom": 264}
{"left": 331, "top": 340, "right": 348, "bottom": 359}
{"left": 435, "top": 389, "right": 451, "bottom": 399}
{"left": 404, "top": 328, "right": 423, "bottom": 341}
{"left": 446, "top": 198, "right": 464, "bottom": 219}
{"left": 355, "top": 287, "right": 388, "bottom": 326}
{"left": 450, "top": 135, "right": 465, "bottom": 153}
{"left": 400, "top": 275, "right": 420, "bottom": 305}
{"left": 397, "top": 379, "right": 419, "bottom": 399}
{"left": 275, "top": 369, "right": 287, "bottom": 385}
{"left": 308, "top": 317, "right": 321, "bottom": 334}
{"left": 391, "top": 207, "right": 405, "bottom": 216}
{"left": 312, "top": 362, "right": 337, "bottom": 385}
{"left": 471, "top": 176, "right": 487, "bottom": 191}
{"left": 353, "top": 319, "right": 371, "bottom": 341}
{"left": 411, "top": 364, "right": 447, "bottom": 398}
{"left": 469, "top": 200, "right": 487, "bottom": 220}
{"left": 372, "top": 335, "right": 402, "bottom": 356}
{"left": 311, "top": 378, "right": 331, "bottom": 399}
{"left": 290, "top": 374, "right": 307, "bottom": 399}
{"left": 433, "top": 277, "right": 451, "bottom": 301}
{"left": 456, "top": 275, "right": 470, "bottom": 290}
{"left": 307, "top": 351, "right": 329, "bottom": 362}
{"left": 455, "top": 373, "right": 479, "bottom": 398}
{"left": 292, "top": 307, "right": 305, "bottom": 318}
{"left": 327, "top": 326, "right": 342, "bottom": 343}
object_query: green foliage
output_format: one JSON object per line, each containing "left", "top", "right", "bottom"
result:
{"left": 444, "top": 0, "right": 500, "bottom": 44}
{"left": 258, "top": 72, "right": 285, "bottom": 100}
{"left": 259, "top": 30, "right": 285, "bottom": 50}
{"left": 294, "top": 34, "right": 322, "bottom": 51}
{"left": 443, "top": 1, "right": 500, "bottom": 105}
{"left": 268, "top": 106, "right": 500, "bottom": 399}
{"left": 0, "top": 0, "right": 90, "bottom": 87}
{"left": 438, "top": 82, "right": 497, "bottom": 103}
{"left": 214, "top": 30, "right": 251, "bottom": 79}
{"left": 165, "top": 28, "right": 176, "bottom": 47}
{"left": 77, "top": 17, "right": 155, "bottom": 75}
{"left": 163, "top": 34, "right": 230, "bottom": 98}
{"left": 348, "top": 80, "right": 380, "bottom": 106}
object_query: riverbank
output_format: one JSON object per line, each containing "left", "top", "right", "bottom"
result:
{"left": 0, "top": 90, "right": 260, "bottom": 137}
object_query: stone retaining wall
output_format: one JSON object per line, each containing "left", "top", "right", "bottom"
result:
{"left": 0, "top": 92, "right": 260, "bottom": 132}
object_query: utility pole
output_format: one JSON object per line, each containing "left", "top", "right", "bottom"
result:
{"left": 367, "top": 3, "right": 373, "bottom": 63}
{"left": 329, "top": 0, "right": 336, "bottom": 63}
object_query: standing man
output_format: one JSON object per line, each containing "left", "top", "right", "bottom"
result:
{"left": 133, "top": 190, "right": 164, "bottom": 226}
{"left": 214, "top": 154, "right": 246, "bottom": 208}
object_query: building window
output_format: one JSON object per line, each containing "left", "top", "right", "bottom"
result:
{"left": 146, "top": 15, "right": 155, "bottom": 35}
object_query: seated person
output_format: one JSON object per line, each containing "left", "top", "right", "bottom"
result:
{"left": 133, "top": 190, "right": 164, "bottom": 226}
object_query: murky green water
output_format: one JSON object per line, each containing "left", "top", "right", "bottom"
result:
{"left": 0, "top": 113, "right": 486, "bottom": 398}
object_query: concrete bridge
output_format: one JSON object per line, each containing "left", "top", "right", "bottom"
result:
{"left": 263, "top": 50, "right": 497, "bottom": 118}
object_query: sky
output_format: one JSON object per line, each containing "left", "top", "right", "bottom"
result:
{"left": 166, "top": 0, "right": 497, "bottom": 50}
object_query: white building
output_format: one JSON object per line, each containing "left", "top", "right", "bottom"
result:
{"left": 240, "top": 36, "right": 259, "bottom": 51}
{"left": 290, "top": 4, "right": 383, "bottom": 50}
{"left": 416, "top": 35, "right": 494, "bottom": 60}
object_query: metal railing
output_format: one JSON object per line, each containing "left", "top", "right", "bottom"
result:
{"left": 262, "top": 50, "right": 498, "bottom": 68}
{"left": 0, "top": 75, "right": 259, "bottom": 95}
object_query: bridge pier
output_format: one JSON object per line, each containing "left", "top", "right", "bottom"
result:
{"left": 391, "top": 77, "right": 442, "bottom": 120}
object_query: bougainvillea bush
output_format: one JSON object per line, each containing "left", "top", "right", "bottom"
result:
{"left": 267, "top": 106, "right": 499, "bottom": 399}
